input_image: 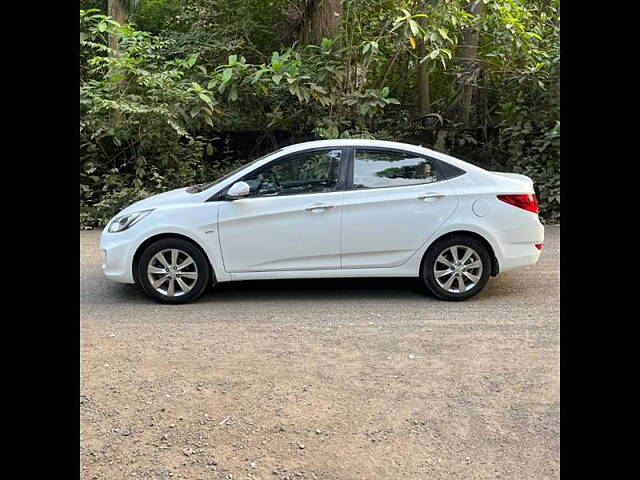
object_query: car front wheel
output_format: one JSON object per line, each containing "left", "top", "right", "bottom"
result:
{"left": 422, "top": 235, "right": 491, "bottom": 301}
{"left": 137, "top": 238, "right": 211, "bottom": 304}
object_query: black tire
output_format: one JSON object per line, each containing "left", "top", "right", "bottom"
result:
{"left": 421, "top": 235, "right": 491, "bottom": 301}
{"left": 137, "top": 238, "right": 211, "bottom": 304}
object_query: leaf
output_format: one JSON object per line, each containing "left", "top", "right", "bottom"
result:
{"left": 272, "top": 74, "right": 283, "bottom": 85}
{"left": 206, "top": 143, "right": 214, "bottom": 156}
{"left": 362, "top": 42, "right": 371, "bottom": 54}
{"left": 409, "top": 36, "right": 416, "bottom": 49}
{"left": 390, "top": 22, "right": 404, "bottom": 33}
{"left": 437, "top": 28, "right": 451, "bottom": 42}
{"left": 381, "top": 87, "right": 389, "bottom": 97}
{"left": 409, "top": 19, "right": 420, "bottom": 36}
{"left": 221, "top": 68, "right": 233, "bottom": 84}
{"left": 229, "top": 85, "right": 238, "bottom": 102}
{"left": 253, "top": 68, "right": 268, "bottom": 83}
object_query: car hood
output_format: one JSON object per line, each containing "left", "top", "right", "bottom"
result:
{"left": 121, "top": 187, "right": 195, "bottom": 213}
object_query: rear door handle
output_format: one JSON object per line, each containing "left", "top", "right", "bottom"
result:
{"left": 417, "top": 193, "right": 447, "bottom": 201}
{"left": 305, "top": 204, "right": 334, "bottom": 212}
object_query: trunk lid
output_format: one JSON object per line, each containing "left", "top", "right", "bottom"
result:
{"left": 491, "top": 171, "right": 534, "bottom": 190}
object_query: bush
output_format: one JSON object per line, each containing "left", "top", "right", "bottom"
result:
{"left": 80, "top": 1, "right": 560, "bottom": 227}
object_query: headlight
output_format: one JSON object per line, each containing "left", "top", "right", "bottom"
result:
{"left": 107, "top": 209, "right": 154, "bottom": 233}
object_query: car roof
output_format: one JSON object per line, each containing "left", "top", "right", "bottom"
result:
{"left": 280, "top": 139, "right": 487, "bottom": 174}
{"left": 281, "top": 139, "right": 425, "bottom": 152}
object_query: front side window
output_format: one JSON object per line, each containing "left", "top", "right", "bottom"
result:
{"left": 242, "top": 149, "right": 342, "bottom": 197}
{"left": 352, "top": 149, "right": 441, "bottom": 189}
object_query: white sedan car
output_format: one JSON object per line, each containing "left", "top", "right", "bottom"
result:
{"left": 100, "top": 139, "right": 543, "bottom": 303}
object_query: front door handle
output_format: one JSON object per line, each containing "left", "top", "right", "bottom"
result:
{"left": 305, "top": 204, "right": 334, "bottom": 212}
{"left": 417, "top": 193, "right": 447, "bottom": 201}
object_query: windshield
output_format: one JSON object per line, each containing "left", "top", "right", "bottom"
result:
{"left": 187, "top": 149, "right": 283, "bottom": 193}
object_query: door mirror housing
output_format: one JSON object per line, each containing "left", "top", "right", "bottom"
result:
{"left": 226, "top": 181, "right": 250, "bottom": 199}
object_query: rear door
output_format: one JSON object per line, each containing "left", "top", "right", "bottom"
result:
{"left": 218, "top": 148, "right": 346, "bottom": 272}
{"left": 340, "top": 147, "right": 458, "bottom": 269}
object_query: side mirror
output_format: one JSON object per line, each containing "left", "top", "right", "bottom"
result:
{"left": 226, "top": 181, "right": 250, "bottom": 199}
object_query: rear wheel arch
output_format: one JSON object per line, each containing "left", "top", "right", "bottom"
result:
{"left": 421, "top": 230, "right": 499, "bottom": 277}
{"left": 132, "top": 233, "right": 216, "bottom": 286}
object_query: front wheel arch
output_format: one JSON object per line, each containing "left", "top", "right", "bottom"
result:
{"left": 132, "top": 233, "right": 216, "bottom": 286}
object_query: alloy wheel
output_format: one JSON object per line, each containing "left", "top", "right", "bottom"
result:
{"left": 433, "top": 245, "right": 483, "bottom": 294}
{"left": 147, "top": 248, "right": 198, "bottom": 297}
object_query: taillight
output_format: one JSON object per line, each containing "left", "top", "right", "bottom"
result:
{"left": 497, "top": 193, "right": 539, "bottom": 213}
{"left": 535, "top": 243, "right": 543, "bottom": 250}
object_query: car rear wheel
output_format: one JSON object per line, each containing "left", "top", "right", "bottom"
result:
{"left": 137, "top": 238, "right": 210, "bottom": 304}
{"left": 422, "top": 235, "right": 491, "bottom": 301}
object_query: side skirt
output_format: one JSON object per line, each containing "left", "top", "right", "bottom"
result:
{"left": 226, "top": 265, "right": 420, "bottom": 282}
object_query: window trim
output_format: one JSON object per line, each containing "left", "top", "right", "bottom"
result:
{"left": 345, "top": 146, "right": 464, "bottom": 191}
{"left": 209, "top": 147, "right": 349, "bottom": 201}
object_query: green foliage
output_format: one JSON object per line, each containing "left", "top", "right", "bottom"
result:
{"left": 80, "top": 0, "right": 560, "bottom": 227}
{"left": 80, "top": 9, "right": 217, "bottom": 226}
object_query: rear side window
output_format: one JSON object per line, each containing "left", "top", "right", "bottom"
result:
{"left": 352, "top": 149, "right": 442, "bottom": 189}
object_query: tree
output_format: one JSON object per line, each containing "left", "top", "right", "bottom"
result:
{"left": 416, "top": 14, "right": 430, "bottom": 115}
{"left": 80, "top": 1, "right": 561, "bottom": 226}
{"left": 107, "top": 0, "right": 140, "bottom": 52}
{"left": 455, "top": 0, "right": 483, "bottom": 126}
{"left": 289, "top": 0, "right": 343, "bottom": 44}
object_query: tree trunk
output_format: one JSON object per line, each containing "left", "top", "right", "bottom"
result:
{"left": 108, "top": 0, "right": 127, "bottom": 54}
{"left": 298, "top": 0, "right": 343, "bottom": 44}
{"left": 456, "top": 0, "right": 484, "bottom": 126}
{"left": 416, "top": 16, "right": 430, "bottom": 116}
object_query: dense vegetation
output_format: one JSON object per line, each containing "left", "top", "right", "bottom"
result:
{"left": 80, "top": 0, "right": 559, "bottom": 227}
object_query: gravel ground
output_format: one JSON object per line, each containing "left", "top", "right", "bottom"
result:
{"left": 80, "top": 227, "right": 559, "bottom": 480}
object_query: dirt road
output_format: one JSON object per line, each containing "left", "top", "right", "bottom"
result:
{"left": 80, "top": 227, "right": 560, "bottom": 479}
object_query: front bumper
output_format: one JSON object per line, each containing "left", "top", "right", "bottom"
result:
{"left": 100, "top": 228, "right": 139, "bottom": 284}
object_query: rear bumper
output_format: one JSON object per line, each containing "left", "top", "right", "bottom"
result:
{"left": 493, "top": 221, "right": 544, "bottom": 273}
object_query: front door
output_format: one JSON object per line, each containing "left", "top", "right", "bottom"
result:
{"left": 218, "top": 148, "right": 345, "bottom": 272}
{"left": 341, "top": 148, "right": 458, "bottom": 269}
